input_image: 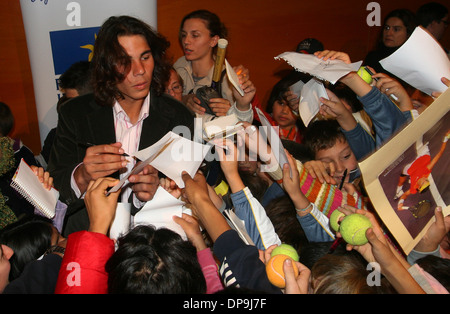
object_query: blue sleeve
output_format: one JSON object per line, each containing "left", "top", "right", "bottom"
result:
{"left": 296, "top": 206, "right": 335, "bottom": 243}
{"left": 342, "top": 123, "right": 376, "bottom": 160}
{"left": 357, "top": 87, "right": 408, "bottom": 147}
{"left": 230, "top": 187, "right": 281, "bottom": 250}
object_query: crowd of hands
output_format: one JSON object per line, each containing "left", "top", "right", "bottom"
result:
{"left": 33, "top": 129, "right": 450, "bottom": 294}
{"left": 30, "top": 49, "right": 450, "bottom": 294}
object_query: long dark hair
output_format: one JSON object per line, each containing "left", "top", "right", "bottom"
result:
{"left": 179, "top": 10, "right": 228, "bottom": 54}
{"left": 0, "top": 215, "right": 54, "bottom": 281}
{"left": 376, "top": 9, "right": 417, "bottom": 50}
{"left": 92, "top": 15, "right": 171, "bottom": 106}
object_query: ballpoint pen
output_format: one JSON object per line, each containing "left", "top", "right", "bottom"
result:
{"left": 338, "top": 168, "right": 348, "bottom": 190}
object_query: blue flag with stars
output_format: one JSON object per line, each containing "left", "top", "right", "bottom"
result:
{"left": 49, "top": 26, "right": 100, "bottom": 76}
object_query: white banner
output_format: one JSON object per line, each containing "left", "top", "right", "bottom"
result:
{"left": 20, "top": 0, "right": 157, "bottom": 146}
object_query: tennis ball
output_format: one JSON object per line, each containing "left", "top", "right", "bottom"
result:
{"left": 266, "top": 254, "right": 299, "bottom": 289}
{"left": 271, "top": 243, "right": 299, "bottom": 262}
{"left": 357, "top": 67, "right": 373, "bottom": 84}
{"left": 329, "top": 209, "right": 345, "bottom": 232}
{"left": 339, "top": 213, "right": 372, "bottom": 246}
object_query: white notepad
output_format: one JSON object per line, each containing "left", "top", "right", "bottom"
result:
{"left": 10, "top": 159, "right": 59, "bottom": 219}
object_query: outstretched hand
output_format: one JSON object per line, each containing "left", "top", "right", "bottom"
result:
{"left": 85, "top": 177, "right": 121, "bottom": 235}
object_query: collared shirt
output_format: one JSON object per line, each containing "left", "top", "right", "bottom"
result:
{"left": 71, "top": 94, "right": 150, "bottom": 204}
{"left": 113, "top": 95, "right": 150, "bottom": 203}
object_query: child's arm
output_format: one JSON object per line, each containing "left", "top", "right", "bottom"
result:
{"left": 338, "top": 205, "right": 425, "bottom": 294}
{"left": 372, "top": 72, "right": 413, "bottom": 112}
{"left": 181, "top": 171, "right": 231, "bottom": 243}
{"left": 181, "top": 171, "right": 282, "bottom": 293}
{"left": 282, "top": 152, "right": 335, "bottom": 242}
{"left": 319, "top": 88, "right": 376, "bottom": 160}
{"left": 173, "top": 213, "right": 224, "bottom": 294}
{"left": 315, "top": 50, "right": 408, "bottom": 147}
{"left": 215, "top": 139, "right": 281, "bottom": 250}
{"left": 55, "top": 177, "right": 121, "bottom": 294}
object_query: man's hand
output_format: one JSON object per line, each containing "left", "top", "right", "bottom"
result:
{"left": 128, "top": 164, "right": 159, "bottom": 202}
{"left": 74, "top": 142, "right": 128, "bottom": 194}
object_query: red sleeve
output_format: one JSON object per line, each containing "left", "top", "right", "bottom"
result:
{"left": 55, "top": 231, "right": 115, "bottom": 294}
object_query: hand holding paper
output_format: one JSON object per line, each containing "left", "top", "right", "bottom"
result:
{"left": 379, "top": 26, "right": 450, "bottom": 96}
{"left": 275, "top": 51, "right": 362, "bottom": 84}
{"left": 108, "top": 132, "right": 210, "bottom": 194}
{"left": 298, "top": 78, "right": 329, "bottom": 126}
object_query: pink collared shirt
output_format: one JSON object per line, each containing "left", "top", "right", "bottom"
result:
{"left": 113, "top": 96, "right": 149, "bottom": 203}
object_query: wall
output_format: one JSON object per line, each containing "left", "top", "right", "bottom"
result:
{"left": 158, "top": 0, "right": 450, "bottom": 107}
{"left": 1, "top": 0, "right": 449, "bottom": 153}
{"left": 0, "top": 1, "right": 40, "bottom": 153}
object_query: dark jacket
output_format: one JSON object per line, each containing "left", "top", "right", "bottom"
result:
{"left": 47, "top": 92, "right": 194, "bottom": 236}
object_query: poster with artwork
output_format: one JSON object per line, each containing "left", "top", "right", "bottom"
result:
{"left": 359, "top": 88, "right": 450, "bottom": 255}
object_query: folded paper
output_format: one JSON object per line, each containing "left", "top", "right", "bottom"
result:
{"left": 275, "top": 52, "right": 362, "bottom": 84}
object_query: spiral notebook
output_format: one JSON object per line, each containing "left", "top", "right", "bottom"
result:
{"left": 10, "top": 158, "right": 59, "bottom": 219}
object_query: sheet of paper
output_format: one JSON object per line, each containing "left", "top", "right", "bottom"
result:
{"left": 289, "top": 79, "right": 305, "bottom": 97}
{"left": 223, "top": 209, "right": 255, "bottom": 245}
{"left": 109, "top": 132, "right": 209, "bottom": 193}
{"left": 275, "top": 52, "right": 362, "bottom": 84}
{"left": 379, "top": 26, "right": 450, "bottom": 96}
{"left": 109, "top": 202, "right": 131, "bottom": 240}
{"left": 255, "top": 108, "right": 290, "bottom": 175}
{"left": 133, "top": 186, "right": 187, "bottom": 239}
{"left": 225, "top": 59, "right": 245, "bottom": 96}
{"left": 299, "top": 78, "right": 329, "bottom": 126}
{"left": 107, "top": 132, "right": 176, "bottom": 194}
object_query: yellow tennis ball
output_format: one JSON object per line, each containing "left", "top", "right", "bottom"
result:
{"left": 329, "top": 209, "right": 345, "bottom": 232}
{"left": 271, "top": 243, "right": 299, "bottom": 262}
{"left": 339, "top": 213, "right": 372, "bottom": 246}
{"left": 357, "top": 67, "right": 373, "bottom": 84}
{"left": 266, "top": 254, "right": 299, "bottom": 289}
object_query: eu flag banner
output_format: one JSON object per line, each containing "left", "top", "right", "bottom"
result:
{"left": 50, "top": 27, "right": 100, "bottom": 76}
{"left": 20, "top": 0, "right": 157, "bottom": 147}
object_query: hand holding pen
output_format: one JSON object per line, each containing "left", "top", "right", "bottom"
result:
{"left": 74, "top": 142, "right": 131, "bottom": 195}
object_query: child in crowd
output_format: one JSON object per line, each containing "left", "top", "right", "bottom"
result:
{"left": 251, "top": 74, "right": 306, "bottom": 144}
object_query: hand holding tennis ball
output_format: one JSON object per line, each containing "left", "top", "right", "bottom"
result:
{"left": 338, "top": 213, "right": 372, "bottom": 246}
{"left": 270, "top": 243, "right": 299, "bottom": 262}
{"left": 357, "top": 66, "right": 373, "bottom": 84}
{"left": 329, "top": 209, "right": 345, "bottom": 232}
{"left": 266, "top": 254, "right": 299, "bottom": 288}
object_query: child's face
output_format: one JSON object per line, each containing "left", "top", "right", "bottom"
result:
{"left": 315, "top": 139, "right": 358, "bottom": 182}
{"left": 271, "top": 99, "right": 297, "bottom": 129}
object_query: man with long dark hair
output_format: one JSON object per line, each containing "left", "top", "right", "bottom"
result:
{"left": 47, "top": 16, "right": 194, "bottom": 236}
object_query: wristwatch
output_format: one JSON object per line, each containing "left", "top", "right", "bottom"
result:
{"left": 45, "top": 245, "right": 65, "bottom": 257}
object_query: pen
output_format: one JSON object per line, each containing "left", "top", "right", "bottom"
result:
{"left": 327, "top": 237, "right": 343, "bottom": 254}
{"left": 338, "top": 168, "right": 348, "bottom": 190}
{"left": 77, "top": 142, "right": 134, "bottom": 158}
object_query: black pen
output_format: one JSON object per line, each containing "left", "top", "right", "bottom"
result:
{"left": 77, "top": 142, "right": 134, "bottom": 158}
{"left": 338, "top": 168, "right": 348, "bottom": 190}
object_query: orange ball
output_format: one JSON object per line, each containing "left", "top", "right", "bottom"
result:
{"left": 266, "top": 254, "right": 299, "bottom": 288}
